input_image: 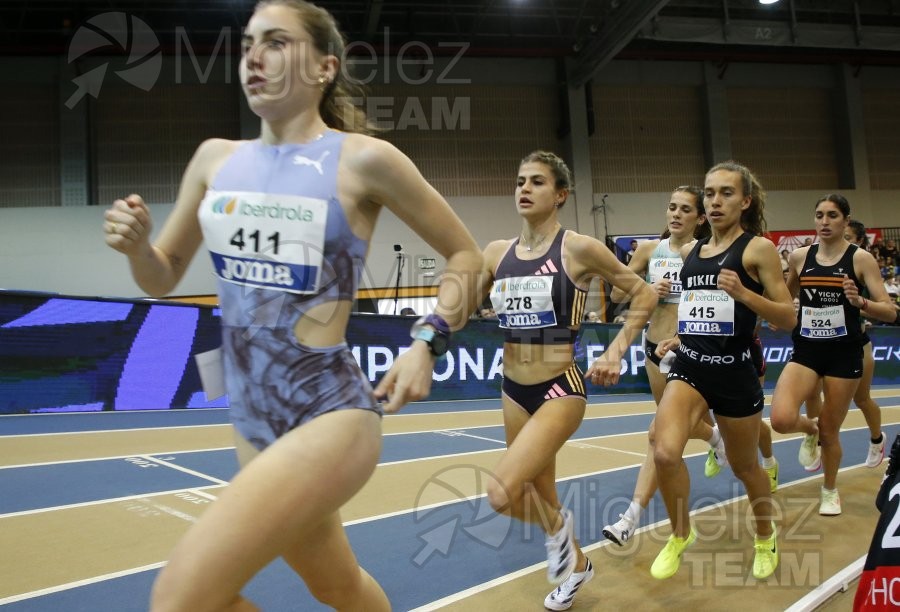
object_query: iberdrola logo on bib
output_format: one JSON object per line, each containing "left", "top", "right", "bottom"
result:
{"left": 211, "top": 196, "right": 237, "bottom": 215}
{"left": 684, "top": 291, "right": 696, "bottom": 302}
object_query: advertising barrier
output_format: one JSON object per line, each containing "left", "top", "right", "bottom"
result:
{"left": 2, "top": 290, "right": 899, "bottom": 413}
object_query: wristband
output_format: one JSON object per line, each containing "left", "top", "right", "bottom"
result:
{"left": 859, "top": 297, "right": 869, "bottom": 311}
{"left": 410, "top": 314, "right": 452, "bottom": 357}
{"left": 421, "top": 313, "right": 451, "bottom": 334}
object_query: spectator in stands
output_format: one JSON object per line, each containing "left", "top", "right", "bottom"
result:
{"left": 625, "top": 239, "right": 639, "bottom": 263}
{"left": 885, "top": 273, "right": 899, "bottom": 300}
{"left": 882, "top": 239, "right": 899, "bottom": 271}
{"left": 480, "top": 307, "right": 498, "bottom": 319}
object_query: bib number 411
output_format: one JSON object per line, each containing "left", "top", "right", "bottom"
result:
{"left": 230, "top": 228, "right": 281, "bottom": 255}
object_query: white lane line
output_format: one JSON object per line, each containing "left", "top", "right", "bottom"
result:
{"left": 0, "top": 423, "right": 232, "bottom": 438}
{"left": 432, "top": 430, "right": 507, "bottom": 444}
{"left": 385, "top": 402, "right": 900, "bottom": 436}
{"left": 567, "top": 441, "right": 648, "bottom": 457}
{"left": 382, "top": 409, "right": 659, "bottom": 438}
{"left": 3, "top": 422, "right": 892, "bottom": 516}
{"left": 140, "top": 455, "right": 229, "bottom": 486}
{"left": 0, "top": 407, "right": 228, "bottom": 419}
{"left": 784, "top": 555, "right": 866, "bottom": 612}
{"left": 0, "top": 484, "right": 224, "bottom": 519}
{"left": 0, "top": 446, "right": 884, "bottom": 604}
{"left": 132, "top": 496, "right": 200, "bottom": 523}
{"left": 0, "top": 447, "right": 235, "bottom": 471}
{"left": 188, "top": 488, "right": 220, "bottom": 501}
{"left": 0, "top": 562, "right": 166, "bottom": 605}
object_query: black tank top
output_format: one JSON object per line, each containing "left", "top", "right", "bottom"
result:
{"left": 792, "top": 243, "right": 863, "bottom": 345}
{"left": 490, "top": 229, "right": 587, "bottom": 345}
{"left": 678, "top": 232, "right": 763, "bottom": 360}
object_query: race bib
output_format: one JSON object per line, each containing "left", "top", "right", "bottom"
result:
{"left": 490, "top": 275, "right": 556, "bottom": 329}
{"left": 800, "top": 305, "right": 847, "bottom": 339}
{"left": 197, "top": 191, "right": 328, "bottom": 294}
{"left": 649, "top": 257, "right": 683, "bottom": 302}
{"left": 677, "top": 289, "right": 735, "bottom": 336}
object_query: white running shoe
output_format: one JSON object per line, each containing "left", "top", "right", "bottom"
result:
{"left": 799, "top": 418, "right": 821, "bottom": 471}
{"left": 803, "top": 444, "right": 822, "bottom": 472}
{"left": 602, "top": 513, "right": 635, "bottom": 547}
{"left": 704, "top": 428, "right": 728, "bottom": 478}
{"left": 866, "top": 435, "right": 885, "bottom": 468}
{"left": 544, "top": 558, "right": 594, "bottom": 611}
{"left": 545, "top": 508, "right": 577, "bottom": 584}
{"left": 820, "top": 487, "right": 842, "bottom": 516}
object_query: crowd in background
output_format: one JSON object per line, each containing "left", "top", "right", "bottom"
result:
{"left": 870, "top": 237, "right": 900, "bottom": 301}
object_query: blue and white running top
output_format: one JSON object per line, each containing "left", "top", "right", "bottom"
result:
{"left": 646, "top": 238, "right": 683, "bottom": 305}
{"left": 196, "top": 131, "right": 380, "bottom": 450}
{"left": 197, "top": 130, "right": 368, "bottom": 330}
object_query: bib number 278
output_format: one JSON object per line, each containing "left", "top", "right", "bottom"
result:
{"left": 506, "top": 296, "right": 532, "bottom": 309}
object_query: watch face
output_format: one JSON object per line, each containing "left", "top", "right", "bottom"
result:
{"left": 429, "top": 333, "right": 449, "bottom": 356}
{"left": 414, "top": 327, "right": 448, "bottom": 356}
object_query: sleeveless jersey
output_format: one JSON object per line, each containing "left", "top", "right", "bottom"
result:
{"left": 490, "top": 229, "right": 587, "bottom": 344}
{"left": 677, "top": 232, "right": 762, "bottom": 359}
{"left": 792, "top": 243, "right": 863, "bottom": 345}
{"left": 196, "top": 131, "right": 367, "bottom": 330}
{"left": 647, "top": 238, "right": 684, "bottom": 305}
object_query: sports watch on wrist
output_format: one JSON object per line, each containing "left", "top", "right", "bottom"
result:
{"left": 410, "top": 314, "right": 451, "bottom": 357}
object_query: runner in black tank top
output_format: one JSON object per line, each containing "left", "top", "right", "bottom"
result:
{"left": 791, "top": 242, "right": 864, "bottom": 348}
{"left": 770, "top": 195, "right": 897, "bottom": 518}
{"left": 676, "top": 232, "right": 763, "bottom": 367}
{"left": 802, "top": 219, "right": 888, "bottom": 469}
{"left": 602, "top": 187, "right": 729, "bottom": 548}
{"left": 650, "top": 162, "right": 796, "bottom": 582}
{"left": 478, "top": 151, "right": 657, "bottom": 608}
{"left": 844, "top": 220, "right": 887, "bottom": 466}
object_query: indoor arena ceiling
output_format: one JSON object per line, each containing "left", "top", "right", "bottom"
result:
{"left": 4, "top": 0, "right": 900, "bottom": 85}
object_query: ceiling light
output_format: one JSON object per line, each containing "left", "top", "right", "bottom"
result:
{"left": 759, "top": 0, "right": 781, "bottom": 4}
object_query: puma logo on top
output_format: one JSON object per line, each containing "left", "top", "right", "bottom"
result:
{"left": 292, "top": 150, "right": 330, "bottom": 175}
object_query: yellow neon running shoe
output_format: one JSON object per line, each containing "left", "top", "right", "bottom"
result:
{"left": 753, "top": 523, "right": 779, "bottom": 580}
{"left": 650, "top": 528, "right": 697, "bottom": 580}
{"left": 764, "top": 459, "right": 779, "bottom": 493}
